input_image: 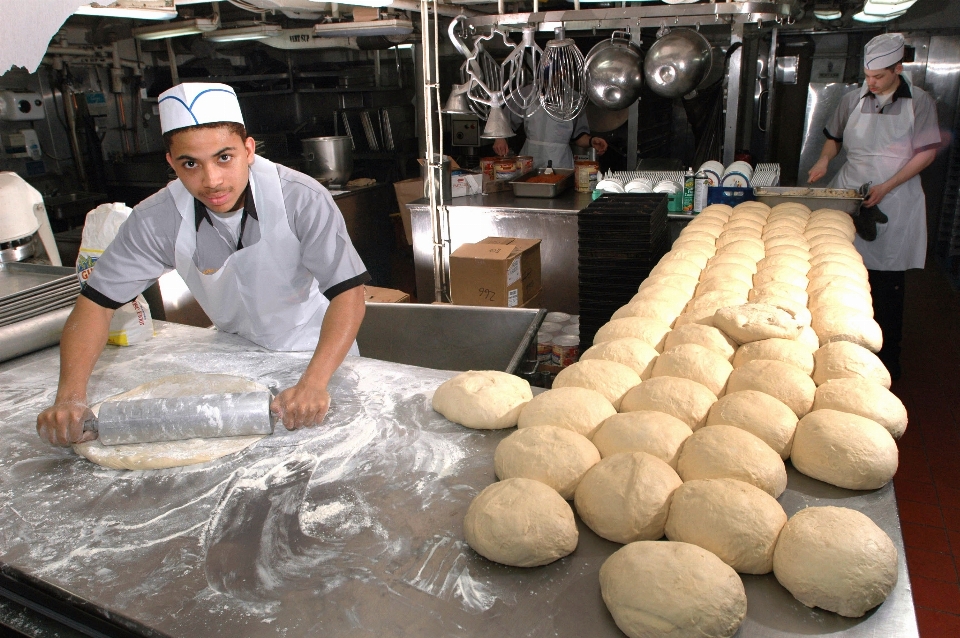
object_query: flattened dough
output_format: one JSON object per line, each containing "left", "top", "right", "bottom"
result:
{"left": 74, "top": 373, "right": 267, "bottom": 471}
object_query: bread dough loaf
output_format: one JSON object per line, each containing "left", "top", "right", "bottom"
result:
{"left": 791, "top": 409, "right": 898, "bottom": 490}
{"left": 708, "top": 252, "right": 758, "bottom": 272}
{"left": 733, "top": 338, "right": 815, "bottom": 375}
{"left": 611, "top": 300, "right": 682, "bottom": 326}
{"left": 575, "top": 452, "right": 682, "bottom": 543}
{"left": 717, "top": 240, "right": 765, "bottom": 262}
{"left": 652, "top": 343, "right": 733, "bottom": 396}
{"left": 593, "top": 317, "right": 672, "bottom": 351}
{"left": 726, "top": 359, "right": 816, "bottom": 418}
{"left": 432, "top": 370, "right": 532, "bottom": 429}
{"left": 600, "top": 540, "right": 747, "bottom": 638}
{"left": 665, "top": 478, "right": 787, "bottom": 574}
{"left": 695, "top": 277, "right": 753, "bottom": 299}
{"left": 706, "top": 390, "right": 798, "bottom": 459}
{"left": 620, "top": 376, "right": 718, "bottom": 430}
{"left": 752, "top": 266, "right": 809, "bottom": 291}
{"left": 700, "top": 262, "right": 756, "bottom": 286}
{"left": 677, "top": 425, "right": 788, "bottom": 497}
{"left": 713, "top": 303, "right": 803, "bottom": 344}
{"left": 809, "top": 286, "right": 873, "bottom": 316}
{"left": 494, "top": 426, "right": 601, "bottom": 499}
{"left": 813, "top": 377, "right": 907, "bottom": 439}
{"left": 773, "top": 506, "right": 898, "bottom": 617}
{"left": 553, "top": 360, "right": 641, "bottom": 410}
{"left": 765, "top": 244, "right": 813, "bottom": 261}
{"left": 74, "top": 373, "right": 268, "bottom": 471}
{"left": 663, "top": 323, "right": 737, "bottom": 362}
{"left": 812, "top": 340, "right": 891, "bottom": 388}
{"left": 517, "top": 386, "right": 616, "bottom": 439}
{"left": 812, "top": 306, "right": 883, "bottom": 353}
{"left": 591, "top": 411, "right": 693, "bottom": 468}
{"left": 650, "top": 257, "right": 703, "bottom": 279}
{"left": 464, "top": 478, "right": 578, "bottom": 567}
{"left": 749, "top": 281, "right": 810, "bottom": 306}
{"left": 797, "top": 325, "right": 821, "bottom": 353}
{"left": 639, "top": 273, "right": 700, "bottom": 297}
{"left": 744, "top": 294, "right": 812, "bottom": 328}
{"left": 662, "top": 249, "right": 710, "bottom": 270}
{"left": 757, "top": 254, "right": 811, "bottom": 275}
{"left": 579, "top": 338, "right": 660, "bottom": 380}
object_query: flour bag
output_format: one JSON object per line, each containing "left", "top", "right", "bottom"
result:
{"left": 77, "top": 203, "right": 154, "bottom": 345}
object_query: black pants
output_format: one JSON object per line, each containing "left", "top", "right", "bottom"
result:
{"left": 867, "top": 270, "right": 905, "bottom": 377}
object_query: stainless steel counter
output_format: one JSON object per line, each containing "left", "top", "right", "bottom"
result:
{"left": 0, "top": 322, "right": 917, "bottom": 637}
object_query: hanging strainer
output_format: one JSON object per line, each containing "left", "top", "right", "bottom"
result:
{"left": 501, "top": 26, "right": 543, "bottom": 118}
{"left": 536, "top": 26, "right": 587, "bottom": 122}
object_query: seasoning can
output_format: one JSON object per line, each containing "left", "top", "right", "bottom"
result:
{"left": 536, "top": 331, "right": 554, "bottom": 362}
{"left": 682, "top": 167, "right": 695, "bottom": 213}
{"left": 495, "top": 158, "right": 521, "bottom": 181}
{"left": 517, "top": 155, "right": 534, "bottom": 175}
{"left": 575, "top": 160, "right": 600, "bottom": 193}
{"left": 480, "top": 157, "right": 497, "bottom": 181}
{"left": 552, "top": 334, "right": 580, "bottom": 367}
{"left": 693, "top": 170, "right": 710, "bottom": 213}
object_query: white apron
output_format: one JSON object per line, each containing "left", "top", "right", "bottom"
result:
{"left": 171, "top": 155, "right": 358, "bottom": 353}
{"left": 828, "top": 79, "right": 927, "bottom": 270}
{"left": 520, "top": 106, "right": 576, "bottom": 170}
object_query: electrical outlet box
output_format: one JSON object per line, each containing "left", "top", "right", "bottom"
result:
{"left": 450, "top": 113, "right": 480, "bottom": 147}
{"left": 0, "top": 91, "right": 45, "bottom": 121}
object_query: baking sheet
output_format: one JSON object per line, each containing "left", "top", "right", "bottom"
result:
{"left": 0, "top": 263, "right": 78, "bottom": 302}
{"left": 0, "top": 298, "right": 77, "bottom": 328}
{"left": 0, "top": 288, "right": 79, "bottom": 321}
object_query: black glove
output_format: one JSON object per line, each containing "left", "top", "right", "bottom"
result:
{"left": 854, "top": 205, "right": 889, "bottom": 241}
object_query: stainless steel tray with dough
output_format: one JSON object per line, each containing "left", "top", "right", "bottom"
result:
{"left": 510, "top": 168, "right": 575, "bottom": 198}
{"left": 753, "top": 187, "right": 863, "bottom": 215}
{"left": 0, "top": 322, "right": 918, "bottom": 638}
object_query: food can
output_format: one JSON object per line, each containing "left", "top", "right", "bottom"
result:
{"left": 536, "top": 331, "right": 554, "bottom": 362}
{"left": 545, "top": 311, "right": 571, "bottom": 323}
{"left": 495, "top": 158, "right": 521, "bottom": 181}
{"left": 575, "top": 160, "right": 600, "bottom": 193}
{"left": 539, "top": 321, "right": 563, "bottom": 333}
{"left": 552, "top": 334, "right": 580, "bottom": 367}
{"left": 518, "top": 155, "right": 534, "bottom": 175}
{"left": 480, "top": 157, "right": 497, "bottom": 181}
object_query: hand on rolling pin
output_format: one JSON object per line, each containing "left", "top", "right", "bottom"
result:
{"left": 37, "top": 401, "right": 98, "bottom": 446}
{"left": 271, "top": 383, "right": 331, "bottom": 430}
{"left": 493, "top": 138, "right": 510, "bottom": 156}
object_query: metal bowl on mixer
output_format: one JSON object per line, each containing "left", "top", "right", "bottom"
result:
{"left": 584, "top": 32, "right": 644, "bottom": 111}
{"left": 643, "top": 28, "right": 712, "bottom": 99}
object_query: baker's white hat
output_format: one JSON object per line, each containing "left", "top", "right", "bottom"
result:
{"left": 864, "top": 33, "right": 905, "bottom": 70}
{"left": 158, "top": 82, "right": 244, "bottom": 134}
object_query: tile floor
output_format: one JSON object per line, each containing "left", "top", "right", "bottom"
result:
{"left": 891, "top": 264, "right": 960, "bottom": 637}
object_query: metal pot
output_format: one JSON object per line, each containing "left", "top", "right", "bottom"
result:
{"left": 584, "top": 32, "right": 644, "bottom": 111}
{"left": 643, "top": 28, "right": 712, "bottom": 99}
{"left": 301, "top": 136, "right": 353, "bottom": 185}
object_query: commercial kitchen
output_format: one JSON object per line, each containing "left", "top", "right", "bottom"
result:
{"left": 0, "top": 1, "right": 958, "bottom": 636}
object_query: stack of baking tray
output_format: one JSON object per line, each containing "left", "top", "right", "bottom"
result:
{"left": 0, "top": 264, "right": 80, "bottom": 328}
{"left": 578, "top": 194, "right": 670, "bottom": 348}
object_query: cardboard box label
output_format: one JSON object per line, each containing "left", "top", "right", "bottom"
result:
{"left": 508, "top": 289, "right": 519, "bottom": 308}
{"left": 507, "top": 256, "right": 521, "bottom": 286}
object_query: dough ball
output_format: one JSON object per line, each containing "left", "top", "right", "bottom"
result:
{"left": 652, "top": 343, "right": 733, "bottom": 396}
{"left": 797, "top": 325, "right": 821, "bottom": 353}
{"left": 695, "top": 277, "right": 753, "bottom": 298}
{"left": 464, "top": 478, "right": 578, "bottom": 567}
{"left": 700, "top": 262, "right": 755, "bottom": 286}
{"left": 592, "top": 411, "right": 693, "bottom": 468}
{"left": 708, "top": 252, "right": 758, "bottom": 272}
{"left": 717, "top": 240, "right": 765, "bottom": 262}
{"left": 791, "top": 409, "right": 898, "bottom": 490}
{"left": 812, "top": 341, "right": 891, "bottom": 388}
{"left": 765, "top": 234, "right": 810, "bottom": 251}
{"left": 594, "top": 317, "right": 672, "bottom": 351}
{"left": 811, "top": 306, "right": 883, "bottom": 353}
{"left": 494, "top": 426, "right": 601, "bottom": 499}
{"left": 673, "top": 239, "right": 717, "bottom": 257}
{"left": 701, "top": 203, "right": 734, "bottom": 217}
{"left": 707, "top": 390, "right": 798, "bottom": 459}
{"left": 808, "top": 261, "right": 869, "bottom": 283}
{"left": 677, "top": 425, "right": 788, "bottom": 497}
{"left": 663, "top": 323, "right": 738, "bottom": 362}
{"left": 579, "top": 338, "right": 659, "bottom": 380}
{"left": 650, "top": 257, "right": 703, "bottom": 279}
{"left": 807, "top": 274, "right": 870, "bottom": 297}
{"left": 639, "top": 273, "right": 700, "bottom": 297}
{"left": 432, "top": 371, "right": 532, "bottom": 429}
{"left": 813, "top": 377, "right": 907, "bottom": 439}
{"left": 629, "top": 289, "right": 691, "bottom": 317}
{"left": 749, "top": 281, "right": 809, "bottom": 306}
{"left": 764, "top": 243, "right": 813, "bottom": 261}
{"left": 518, "top": 386, "right": 617, "bottom": 439}
{"left": 716, "top": 233, "right": 763, "bottom": 251}
{"left": 809, "top": 241, "right": 861, "bottom": 259}
{"left": 809, "top": 250, "right": 863, "bottom": 268}
{"left": 611, "top": 300, "right": 681, "bottom": 326}
{"left": 663, "top": 249, "right": 710, "bottom": 270}
{"left": 683, "top": 290, "right": 749, "bottom": 323}
{"left": 773, "top": 506, "right": 898, "bottom": 617}
{"left": 574, "top": 452, "right": 682, "bottom": 543}
{"left": 726, "top": 359, "right": 816, "bottom": 418}
{"left": 733, "top": 338, "right": 814, "bottom": 375}
{"left": 752, "top": 266, "right": 809, "bottom": 291}
{"left": 665, "top": 478, "right": 787, "bottom": 574}
{"left": 677, "top": 229, "right": 720, "bottom": 245}
{"left": 757, "top": 254, "right": 811, "bottom": 275}
{"left": 620, "top": 376, "right": 718, "bottom": 430}
{"left": 713, "top": 303, "right": 803, "bottom": 344}
{"left": 746, "top": 293, "right": 812, "bottom": 327}
{"left": 553, "top": 360, "right": 641, "bottom": 410}
{"left": 809, "top": 286, "right": 874, "bottom": 316}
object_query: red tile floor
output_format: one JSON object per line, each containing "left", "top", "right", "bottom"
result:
{"left": 890, "top": 264, "right": 960, "bottom": 636}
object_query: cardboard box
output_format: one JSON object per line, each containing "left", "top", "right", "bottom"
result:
{"left": 451, "top": 169, "right": 482, "bottom": 198}
{"left": 392, "top": 178, "right": 423, "bottom": 246}
{"left": 364, "top": 285, "right": 410, "bottom": 303}
{"left": 450, "top": 237, "right": 542, "bottom": 308}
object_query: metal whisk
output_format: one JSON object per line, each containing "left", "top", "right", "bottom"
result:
{"left": 501, "top": 26, "right": 543, "bottom": 118}
{"left": 459, "top": 45, "right": 501, "bottom": 120}
{"left": 536, "top": 26, "right": 587, "bottom": 122}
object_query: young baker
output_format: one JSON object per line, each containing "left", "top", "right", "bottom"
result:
{"left": 37, "top": 83, "right": 370, "bottom": 445}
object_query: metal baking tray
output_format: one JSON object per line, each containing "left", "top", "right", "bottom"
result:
{"left": 0, "top": 298, "right": 77, "bottom": 328}
{"left": 0, "top": 287, "right": 79, "bottom": 321}
{"left": 0, "top": 263, "right": 77, "bottom": 302}
{"left": 753, "top": 186, "right": 863, "bottom": 215}
{"left": 510, "top": 168, "right": 575, "bottom": 198}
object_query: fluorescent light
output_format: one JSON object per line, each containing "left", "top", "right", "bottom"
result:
{"left": 76, "top": 2, "right": 178, "bottom": 20}
{"left": 863, "top": 0, "right": 917, "bottom": 15}
{"left": 132, "top": 16, "right": 219, "bottom": 39}
{"left": 852, "top": 9, "right": 907, "bottom": 21}
{"left": 310, "top": 0, "right": 396, "bottom": 5}
{"left": 205, "top": 23, "right": 283, "bottom": 42}
{"left": 813, "top": 10, "right": 843, "bottom": 20}
{"left": 313, "top": 18, "right": 413, "bottom": 37}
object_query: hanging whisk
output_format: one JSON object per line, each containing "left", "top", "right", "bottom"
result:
{"left": 459, "top": 45, "right": 501, "bottom": 120}
{"left": 501, "top": 26, "right": 543, "bottom": 118}
{"left": 536, "top": 26, "right": 587, "bottom": 122}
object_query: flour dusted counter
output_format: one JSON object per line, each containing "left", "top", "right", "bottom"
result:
{"left": 0, "top": 322, "right": 918, "bottom": 637}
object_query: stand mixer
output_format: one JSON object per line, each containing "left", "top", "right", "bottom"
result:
{"left": 0, "top": 172, "right": 61, "bottom": 266}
